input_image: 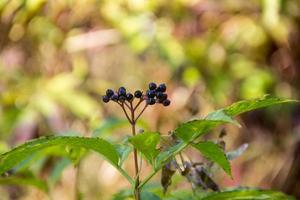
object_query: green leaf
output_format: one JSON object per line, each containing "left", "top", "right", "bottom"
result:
{"left": 192, "top": 141, "right": 231, "bottom": 176}
{"left": 0, "top": 176, "right": 48, "bottom": 192}
{"left": 175, "top": 110, "right": 237, "bottom": 142}
{"left": 115, "top": 143, "right": 132, "bottom": 167}
{"left": 0, "top": 136, "right": 136, "bottom": 184}
{"left": 201, "top": 189, "right": 295, "bottom": 200}
{"left": 223, "top": 95, "right": 298, "bottom": 117}
{"left": 129, "top": 132, "right": 160, "bottom": 165}
{"left": 0, "top": 136, "right": 119, "bottom": 175}
{"left": 155, "top": 141, "right": 185, "bottom": 168}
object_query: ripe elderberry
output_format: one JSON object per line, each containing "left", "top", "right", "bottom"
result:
{"left": 147, "top": 90, "right": 156, "bottom": 98}
{"left": 147, "top": 98, "right": 156, "bottom": 105}
{"left": 157, "top": 83, "right": 166, "bottom": 92}
{"left": 118, "top": 87, "right": 126, "bottom": 96}
{"left": 106, "top": 89, "right": 114, "bottom": 98}
{"left": 134, "top": 90, "right": 142, "bottom": 98}
{"left": 162, "top": 99, "right": 171, "bottom": 106}
{"left": 126, "top": 93, "right": 133, "bottom": 101}
{"left": 102, "top": 95, "right": 110, "bottom": 103}
{"left": 111, "top": 94, "right": 119, "bottom": 101}
{"left": 148, "top": 82, "right": 157, "bottom": 90}
{"left": 102, "top": 83, "right": 171, "bottom": 116}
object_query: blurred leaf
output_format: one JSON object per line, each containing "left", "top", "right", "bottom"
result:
{"left": 141, "top": 191, "right": 161, "bottom": 200}
{"left": 0, "top": 176, "right": 48, "bottom": 192}
{"left": 226, "top": 143, "right": 248, "bottom": 160}
{"left": 65, "top": 146, "right": 86, "bottom": 165}
{"left": 201, "top": 188, "right": 295, "bottom": 200}
{"left": 223, "top": 96, "right": 297, "bottom": 117}
{"left": 129, "top": 132, "right": 160, "bottom": 165}
{"left": 192, "top": 142, "right": 231, "bottom": 177}
{"left": 0, "top": 136, "right": 120, "bottom": 176}
{"left": 93, "top": 118, "right": 128, "bottom": 138}
{"left": 175, "top": 110, "right": 237, "bottom": 142}
{"left": 115, "top": 142, "right": 132, "bottom": 167}
{"left": 49, "top": 158, "right": 71, "bottom": 186}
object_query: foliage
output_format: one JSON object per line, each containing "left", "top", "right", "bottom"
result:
{"left": 0, "top": 96, "right": 297, "bottom": 199}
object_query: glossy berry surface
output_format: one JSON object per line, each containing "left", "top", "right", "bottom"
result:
{"left": 134, "top": 90, "right": 142, "bottom": 98}
{"left": 102, "top": 82, "right": 170, "bottom": 108}
{"left": 126, "top": 93, "right": 133, "bottom": 101}
{"left": 157, "top": 84, "right": 166, "bottom": 92}
{"left": 147, "top": 98, "right": 156, "bottom": 105}
{"left": 118, "top": 87, "right": 126, "bottom": 96}
{"left": 106, "top": 89, "right": 114, "bottom": 98}
{"left": 111, "top": 94, "right": 119, "bottom": 101}
{"left": 148, "top": 82, "right": 157, "bottom": 90}
{"left": 147, "top": 90, "right": 156, "bottom": 98}
{"left": 162, "top": 99, "right": 170, "bottom": 106}
{"left": 119, "top": 96, "right": 126, "bottom": 102}
{"left": 102, "top": 95, "right": 110, "bottom": 103}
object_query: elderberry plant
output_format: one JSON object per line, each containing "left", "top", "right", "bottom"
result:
{"left": 0, "top": 88, "right": 297, "bottom": 199}
{"left": 101, "top": 83, "right": 171, "bottom": 199}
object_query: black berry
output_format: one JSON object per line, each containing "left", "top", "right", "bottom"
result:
{"left": 106, "top": 89, "right": 114, "bottom": 98}
{"left": 157, "top": 84, "right": 166, "bottom": 92}
{"left": 134, "top": 90, "right": 142, "bottom": 98}
{"left": 126, "top": 93, "right": 133, "bottom": 101}
{"left": 148, "top": 82, "right": 157, "bottom": 90}
{"left": 156, "top": 92, "right": 164, "bottom": 99}
{"left": 147, "top": 98, "right": 156, "bottom": 105}
{"left": 118, "top": 87, "right": 126, "bottom": 96}
{"left": 111, "top": 94, "right": 119, "bottom": 101}
{"left": 119, "top": 96, "right": 126, "bottom": 102}
{"left": 102, "top": 95, "right": 110, "bottom": 103}
{"left": 147, "top": 90, "right": 156, "bottom": 98}
{"left": 162, "top": 99, "right": 170, "bottom": 106}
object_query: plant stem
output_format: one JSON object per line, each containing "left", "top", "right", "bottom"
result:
{"left": 130, "top": 101, "right": 141, "bottom": 200}
{"left": 131, "top": 122, "right": 141, "bottom": 200}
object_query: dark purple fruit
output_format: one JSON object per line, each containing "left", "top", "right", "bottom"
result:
{"left": 157, "top": 84, "right": 166, "bottom": 92}
{"left": 162, "top": 99, "right": 170, "bottom": 106}
{"left": 148, "top": 82, "right": 157, "bottom": 90}
{"left": 147, "top": 90, "right": 156, "bottom": 98}
{"left": 118, "top": 87, "right": 126, "bottom": 96}
{"left": 102, "top": 95, "right": 109, "bottom": 103}
{"left": 106, "top": 89, "right": 114, "bottom": 98}
{"left": 147, "top": 98, "right": 156, "bottom": 105}
{"left": 119, "top": 96, "right": 126, "bottom": 102}
{"left": 134, "top": 90, "right": 142, "bottom": 98}
{"left": 111, "top": 94, "right": 119, "bottom": 101}
{"left": 126, "top": 93, "right": 133, "bottom": 101}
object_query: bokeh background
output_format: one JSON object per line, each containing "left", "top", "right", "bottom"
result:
{"left": 1, "top": 0, "right": 300, "bottom": 199}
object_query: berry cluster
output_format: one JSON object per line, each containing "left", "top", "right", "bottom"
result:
{"left": 102, "top": 82, "right": 171, "bottom": 106}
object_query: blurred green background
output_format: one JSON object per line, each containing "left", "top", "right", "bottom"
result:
{"left": 0, "top": 0, "right": 300, "bottom": 199}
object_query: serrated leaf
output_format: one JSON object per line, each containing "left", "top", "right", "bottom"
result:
{"left": 192, "top": 141, "right": 231, "bottom": 177}
{"left": 223, "top": 95, "right": 298, "bottom": 117}
{"left": 175, "top": 110, "right": 237, "bottom": 142}
{"left": 201, "top": 188, "right": 295, "bottom": 200}
{"left": 0, "top": 136, "right": 119, "bottom": 175}
{"left": 129, "top": 132, "right": 160, "bottom": 165}
{"left": 0, "top": 176, "right": 48, "bottom": 192}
